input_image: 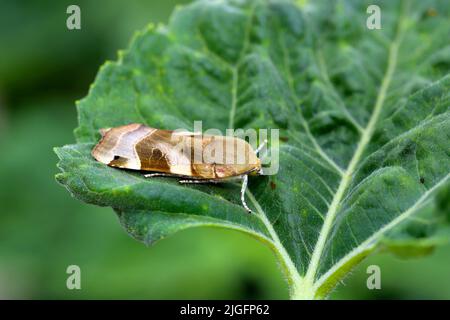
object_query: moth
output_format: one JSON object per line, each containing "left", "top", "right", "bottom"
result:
{"left": 91, "top": 123, "right": 266, "bottom": 213}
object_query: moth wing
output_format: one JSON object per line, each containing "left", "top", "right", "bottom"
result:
{"left": 135, "top": 130, "right": 193, "bottom": 176}
{"left": 92, "top": 123, "right": 152, "bottom": 169}
{"left": 189, "top": 135, "right": 215, "bottom": 178}
{"left": 190, "top": 135, "right": 260, "bottom": 179}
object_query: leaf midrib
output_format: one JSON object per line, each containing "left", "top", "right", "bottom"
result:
{"left": 303, "top": 4, "right": 407, "bottom": 287}
{"left": 314, "top": 172, "right": 450, "bottom": 291}
{"left": 224, "top": 0, "right": 411, "bottom": 296}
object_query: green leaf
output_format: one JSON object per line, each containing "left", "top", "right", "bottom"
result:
{"left": 55, "top": 0, "right": 450, "bottom": 299}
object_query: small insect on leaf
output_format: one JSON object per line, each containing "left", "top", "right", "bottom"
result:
{"left": 91, "top": 123, "right": 267, "bottom": 213}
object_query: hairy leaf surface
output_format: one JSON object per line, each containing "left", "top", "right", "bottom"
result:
{"left": 55, "top": 0, "right": 450, "bottom": 298}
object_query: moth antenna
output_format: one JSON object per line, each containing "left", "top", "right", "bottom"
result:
{"left": 240, "top": 175, "right": 252, "bottom": 213}
{"left": 255, "top": 139, "right": 268, "bottom": 155}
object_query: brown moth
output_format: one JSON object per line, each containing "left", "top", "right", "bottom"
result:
{"left": 91, "top": 123, "right": 266, "bottom": 213}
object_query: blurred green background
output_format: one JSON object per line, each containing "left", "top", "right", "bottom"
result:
{"left": 0, "top": 0, "right": 449, "bottom": 299}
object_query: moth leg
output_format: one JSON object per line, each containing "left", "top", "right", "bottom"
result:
{"left": 240, "top": 175, "right": 252, "bottom": 214}
{"left": 178, "top": 179, "right": 220, "bottom": 184}
{"left": 144, "top": 173, "right": 175, "bottom": 178}
{"left": 179, "top": 175, "right": 243, "bottom": 184}
{"left": 255, "top": 139, "right": 268, "bottom": 155}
